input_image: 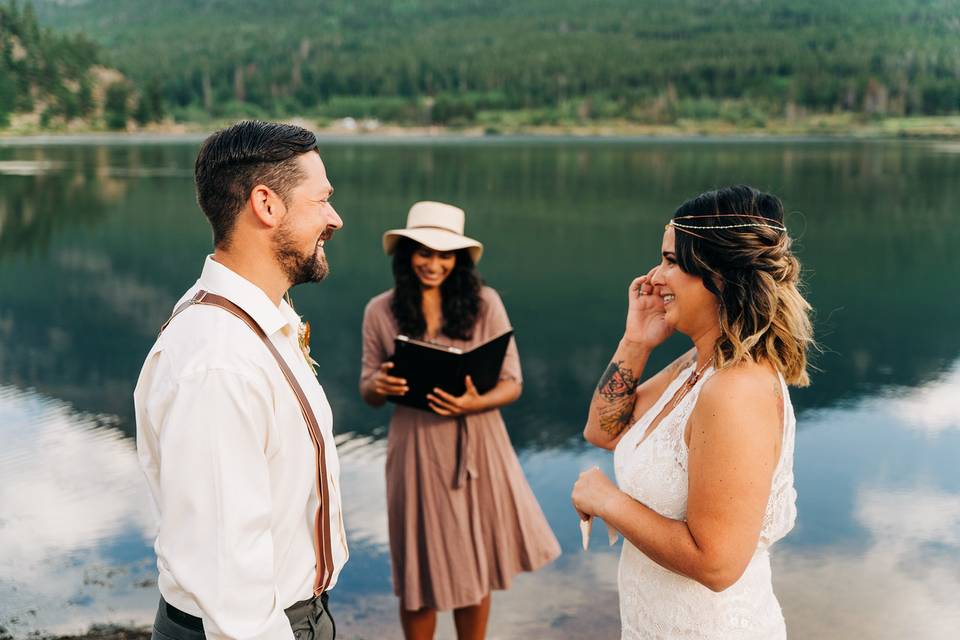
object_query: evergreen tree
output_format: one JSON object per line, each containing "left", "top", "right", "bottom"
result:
{"left": 1, "top": 0, "right": 103, "bottom": 127}
{"left": 12, "top": 0, "right": 960, "bottom": 128}
{"left": 104, "top": 81, "right": 130, "bottom": 129}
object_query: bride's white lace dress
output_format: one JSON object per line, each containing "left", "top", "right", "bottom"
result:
{"left": 613, "top": 363, "right": 797, "bottom": 639}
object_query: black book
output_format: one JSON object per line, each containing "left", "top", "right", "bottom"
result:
{"left": 387, "top": 330, "right": 514, "bottom": 412}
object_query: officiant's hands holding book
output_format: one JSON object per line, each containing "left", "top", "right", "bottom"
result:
{"left": 426, "top": 375, "right": 484, "bottom": 417}
{"left": 371, "top": 362, "right": 409, "bottom": 398}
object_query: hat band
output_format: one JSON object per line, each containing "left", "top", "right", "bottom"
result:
{"left": 408, "top": 224, "right": 461, "bottom": 232}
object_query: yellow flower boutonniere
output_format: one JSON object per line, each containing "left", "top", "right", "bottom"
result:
{"left": 298, "top": 319, "right": 319, "bottom": 374}
{"left": 285, "top": 291, "right": 319, "bottom": 374}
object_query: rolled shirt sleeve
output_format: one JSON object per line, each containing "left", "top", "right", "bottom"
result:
{"left": 155, "top": 367, "right": 295, "bottom": 640}
{"left": 360, "top": 297, "right": 390, "bottom": 385}
{"left": 482, "top": 288, "right": 523, "bottom": 385}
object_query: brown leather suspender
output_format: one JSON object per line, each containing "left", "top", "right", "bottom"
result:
{"left": 160, "top": 289, "right": 335, "bottom": 595}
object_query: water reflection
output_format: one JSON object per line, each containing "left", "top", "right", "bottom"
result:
{"left": 0, "top": 160, "right": 63, "bottom": 176}
{"left": 882, "top": 361, "right": 960, "bottom": 435}
{"left": 777, "top": 486, "right": 960, "bottom": 638}
{"left": 776, "top": 361, "right": 960, "bottom": 638}
{"left": 0, "top": 384, "right": 622, "bottom": 637}
{"left": 2, "top": 140, "right": 959, "bottom": 638}
{"left": 326, "top": 433, "right": 625, "bottom": 637}
{"left": 3, "top": 355, "right": 960, "bottom": 637}
{"left": 1, "top": 141, "right": 959, "bottom": 447}
{"left": 0, "top": 385, "right": 157, "bottom": 637}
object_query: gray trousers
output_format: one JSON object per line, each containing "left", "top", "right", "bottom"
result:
{"left": 152, "top": 594, "right": 335, "bottom": 640}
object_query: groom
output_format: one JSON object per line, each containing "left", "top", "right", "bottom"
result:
{"left": 134, "top": 121, "right": 348, "bottom": 640}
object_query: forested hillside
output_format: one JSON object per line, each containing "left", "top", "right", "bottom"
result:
{"left": 18, "top": 0, "right": 960, "bottom": 128}
{"left": 0, "top": 0, "right": 102, "bottom": 127}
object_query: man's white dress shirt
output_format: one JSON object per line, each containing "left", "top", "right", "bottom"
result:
{"left": 135, "top": 256, "right": 348, "bottom": 640}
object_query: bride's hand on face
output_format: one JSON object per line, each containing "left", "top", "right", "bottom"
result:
{"left": 624, "top": 266, "right": 674, "bottom": 349}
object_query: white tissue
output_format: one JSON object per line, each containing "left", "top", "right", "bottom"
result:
{"left": 580, "top": 516, "right": 619, "bottom": 550}
{"left": 580, "top": 518, "right": 592, "bottom": 550}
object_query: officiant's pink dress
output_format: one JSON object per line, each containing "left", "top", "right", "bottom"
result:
{"left": 360, "top": 286, "right": 560, "bottom": 611}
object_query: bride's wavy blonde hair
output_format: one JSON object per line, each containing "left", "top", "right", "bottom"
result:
{"left": 672, "top": 185, "right": 813, "bottom": 386}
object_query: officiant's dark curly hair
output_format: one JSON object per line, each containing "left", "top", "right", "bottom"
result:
{"left": 390, "top": 237, "right": 483, "bottom": 341}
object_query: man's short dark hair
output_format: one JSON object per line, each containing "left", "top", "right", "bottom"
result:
{"left": 194, "top": 120, "right": 319, "bottom": 247}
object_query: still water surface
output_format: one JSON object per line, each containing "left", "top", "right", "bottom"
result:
{"left": 1, "top": 138, "right": 958, "bottom": 639}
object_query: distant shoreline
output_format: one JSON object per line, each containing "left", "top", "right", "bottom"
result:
{"left": 2, "top": 114, "right": 960, "bottom": 145}
{"left": 0, "top": 132, "right": 887, "bottom": 146}
{"left": 35, "top": 628, "right": 150, "bottom": 640}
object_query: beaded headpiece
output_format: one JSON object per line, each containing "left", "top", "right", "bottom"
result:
{"left": 667, "top": 214, "right": 786, "bottom": 241}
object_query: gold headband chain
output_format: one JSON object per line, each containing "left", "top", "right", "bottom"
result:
{"left": 665, "top": 214, "right": 787, "bottom": 242}
{"left": 668, "top": 213, "right": 787, "bottom": 232}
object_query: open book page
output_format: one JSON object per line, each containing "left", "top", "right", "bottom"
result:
{"left": 388, "top": 330, "right": 513, "bottom": 411}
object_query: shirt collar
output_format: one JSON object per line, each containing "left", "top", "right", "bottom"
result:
{"left": 198, "top": 255, "right": 298, "bottom": 337}
{"left": 278, "top": 297, "right": 304, "bottom": 332}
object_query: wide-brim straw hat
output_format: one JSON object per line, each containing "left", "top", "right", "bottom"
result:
{"left": 382, "top": 201, "right": 484, "bottom": 263}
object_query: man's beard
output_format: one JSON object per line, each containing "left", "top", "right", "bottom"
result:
{"left": 274, "top": 225, "right": 330, "bottom": 286}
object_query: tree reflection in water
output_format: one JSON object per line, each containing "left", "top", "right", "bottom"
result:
{"left": 0, "top": 140, "right": 958, "bottom": 638}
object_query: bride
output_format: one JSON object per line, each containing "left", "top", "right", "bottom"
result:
{"left": 572, "top": 185, "right": 812, "bottom": 639}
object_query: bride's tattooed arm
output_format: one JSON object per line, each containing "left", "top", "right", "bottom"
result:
{"left": 583, "top": 339, "right": 653, "bottom": 448}
{"left": 596, "top": 361, "right": 640, "bottom": 436}
{"left": 584, "top": 344, "right": 696, "bottom": 449}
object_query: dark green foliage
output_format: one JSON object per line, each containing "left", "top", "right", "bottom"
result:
{"left": 104, "top": 80, "right": 130, "bottom": 129}
{"left": 317, "top": 95, "right": 423, "bottom": 123}
{"left": 134, "top": 79, "right": 165, "bottom": 125}
{"left": 21, "top": 0, "right": 960, "bottom": 125}
{"left": 0, "top": 0, "right": 102, "bottom": 126}
{"left": 430, "top": 94, "right": 477, "bottom": 125}
{"left": 0, "top": 70, "right": 15, "bottom": 126}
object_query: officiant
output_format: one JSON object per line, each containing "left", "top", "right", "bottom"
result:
{"left": 358, "top": 201, "right": 560, "bottom": 640}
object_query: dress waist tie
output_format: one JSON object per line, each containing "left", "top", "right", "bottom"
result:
{"left": 454, "top": 416, "right": 478, "bottom": 488}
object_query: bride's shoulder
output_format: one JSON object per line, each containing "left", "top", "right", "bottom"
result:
{"left": 690, "top": 361, "right": 783, "bottom": 457}
{"left": 697, "top": 360, "right": 782, "bottom": 421}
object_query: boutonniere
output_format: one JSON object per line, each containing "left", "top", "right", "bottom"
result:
{"left": 298, "top": 319, "right": 319, "bottom": 373}
{"left": 286, "top": 292, "right": 319, "bottom": 374}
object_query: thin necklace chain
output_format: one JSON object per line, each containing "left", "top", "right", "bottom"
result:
{"left": 634, "top": 355, "right": 716, "bottom": 449}
{"left": 671, "top": 356, "right": 715, "bottom": 410}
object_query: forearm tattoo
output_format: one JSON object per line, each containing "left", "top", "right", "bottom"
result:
{"left": 596, "top": 361, "right": 640, "bottom": 436}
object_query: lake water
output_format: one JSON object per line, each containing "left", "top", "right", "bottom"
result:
{"left": 1, "top": 137, "right": 958, "bottom": 639}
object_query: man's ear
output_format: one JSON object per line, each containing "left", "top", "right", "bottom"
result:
{"left": 249, "top": 184, "right": 284, "bottom": 228}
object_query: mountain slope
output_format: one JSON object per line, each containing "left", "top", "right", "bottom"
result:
{"left": 27, "top": 0, "right": 960, "bottom": 124}
{"left": 0, "top": 0, "right": 102, "bottom": 126}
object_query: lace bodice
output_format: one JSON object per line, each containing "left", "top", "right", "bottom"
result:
{"left": 612, "top": 363, "right": 797, "bottom": 639}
